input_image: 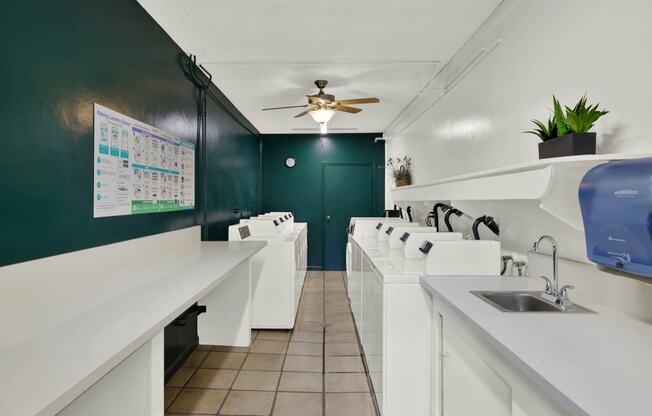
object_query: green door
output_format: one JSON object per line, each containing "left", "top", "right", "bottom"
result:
{"left": 322, "top": 162, "right": 375, "bottom": 270}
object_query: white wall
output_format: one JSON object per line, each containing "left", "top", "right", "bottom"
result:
{"left": 388, "top": 0, "right": 652, "bottom": 180}
{"left": 386, "top": 0, "right": 652, "bottom": 315}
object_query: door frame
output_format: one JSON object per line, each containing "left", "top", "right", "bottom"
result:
{"left": 321, "top": 161, "right": 377, "bottom": 270}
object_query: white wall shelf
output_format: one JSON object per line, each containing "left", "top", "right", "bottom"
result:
{"left": 391, "top": 153, "right": 650, "bottom": 231}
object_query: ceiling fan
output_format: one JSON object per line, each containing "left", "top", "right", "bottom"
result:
{"left": 261, "top": 80, "right": 380, "bottom": 134}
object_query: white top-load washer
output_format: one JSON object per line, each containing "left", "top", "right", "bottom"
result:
{"left": 346, "top": 218, "right": 409, "bottom": 279}
{"left": 228, "top": 215, "right": 307, "bottom": 329}
{"left": 349, "top": 226, "right": 500, "bottom": 416}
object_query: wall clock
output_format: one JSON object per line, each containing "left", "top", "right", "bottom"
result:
{"left": 285, "top": 157, "right": 296, "bottom": 168}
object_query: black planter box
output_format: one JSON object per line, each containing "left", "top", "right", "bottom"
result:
{"left": 538, "top": 132, "right": 596, "bottom": 159}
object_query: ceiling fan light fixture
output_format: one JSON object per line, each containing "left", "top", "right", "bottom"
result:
{"left": 309, "top": 108, "right": 335, "bottom": 124}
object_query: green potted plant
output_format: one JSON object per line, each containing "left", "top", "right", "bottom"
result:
{"left": 526, "top": 95, "right": 609, "bottom": 159}
{"left": 387, "top": 156, "right": 412, "bottom": 187}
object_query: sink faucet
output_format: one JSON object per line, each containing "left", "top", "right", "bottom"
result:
{"left": 533, "top": 235, "right": 558, "bottom": 293}
{"left": 533, "top": 235, "right": 575, "bottom": 309}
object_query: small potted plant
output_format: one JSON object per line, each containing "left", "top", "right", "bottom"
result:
{"left": 526, "top": 95, "right": 609, "bottom": 159}
{"left": 387, "top": 156, "right": 412, "bottom": 187}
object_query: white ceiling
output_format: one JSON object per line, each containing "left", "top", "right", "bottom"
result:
{"left": 138, "top": 0, "right": 502, "bottom": 134}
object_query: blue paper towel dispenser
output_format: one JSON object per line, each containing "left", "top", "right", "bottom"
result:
{"left": 579, "top": 157, "right": 652, "bottom": 277}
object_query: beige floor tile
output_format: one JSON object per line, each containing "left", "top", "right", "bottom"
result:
{"left": 283, "top": 355, "right": 323, "bottom": 372}
{"left": 307, "top": 271, "right": 324, "bottom": 278}
{"left": 256, "top": 330, "right": 292, "bottom": 342}
{"left": 187, "top": 368, "right": 238, "bottom": 389}
{"left": 324, "top": 313, "right": 353, "bottom": 324}
{"left": 325, "top": 292, "right": 347, "bottom": 299}
{"left": 325, "top": 342, "right": 360, "bottom": 356}
{"left": 231, "top": 370, "right": 280, "bottom": 391}
{"left": 301, "top": 298, "right": 324, "bottom": 306}
{"left": 325, "top": 330, "right": 357, "bottom": 343}
{"left": 219, "top": 390, "right": 275, "bottom": 415}
{"left": 325, "top": 393, "right": 376, "bottom": 416}
{"left": 278, "top": 372, "right": 323, "bottom": 392}
{"left": 325, "top": 373, "right": 370, "bottom": 392}
{"left": 167, "top": 388, "right": 227, "bottom": 414}
{"left": 242, "top": 353, "right": 285, "bottom": 371}
{"left": 294, "top": 321, "right": 324, "bottom": 333}
{"left": 328, "top": 321, "right": 355, "bottom": 331}
{"left": 201, "top": 351, "right": 247, "bottom": 369}
{"left": 166, "top": 367, "right": 195, "bottom": 387}
{"left": 273, "top": 392, "right": 323, "bottom": 416}
{"left": 298, "top": 304, "right": 323, "bottom": 313}
{"left": 165, "top": 387, "right": 181, "bottom": 409}
{"left": 325, "top": 304, "right": 350, "bottom": 314}
{"left": 325, "top": 355, "right": 365, "bottom": 373}
{"left": 251, "top": 330, "right": 259, "bottom": 339}
{"left": 296, "top": 312, "right": 323, "bottom": 323}
{"left": 325, "top": 298, "right": 349, "bottom": 306}
{"left": 287, "top": 341, "right": 322, "bottom": 356}
{"left": 291, "top": 331, "right": 323, "bottom": 343}
{"left": 182, "top": 350, "right": 208, "bottom": 368}
{"left": 249, "top": 339, "right": 289, "bottom": 354}
{"left": 213, "top": 345, "right": 249, "bottom": 353}
{"left": 324, "top": 271, "right": 343, "bottom": 279}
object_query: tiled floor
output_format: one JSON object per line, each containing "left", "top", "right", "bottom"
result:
{"left": 166, "top": 270, "right": 378, "bottom": 416}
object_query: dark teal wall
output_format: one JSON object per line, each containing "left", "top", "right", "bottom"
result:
{"left": 204, "top": 97, "right": 262, "bottom": 241}
{"left": 0, "top": 0, "right": 260, "bottom": 266}
{"left": 262, "top": 133, "right": 385, "bottom": 269}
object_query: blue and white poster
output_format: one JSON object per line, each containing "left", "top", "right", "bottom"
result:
{"left": 93, "top": 103, "right": 195, "bottom": 218}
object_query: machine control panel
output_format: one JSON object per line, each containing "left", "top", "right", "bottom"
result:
{"left": 419, "top": 240, "right": 433, "bottom": 254}
{"left": 376, "top": 223, "right": 383, "bottom": 230}
{"left": 400, "top": 232, "right": 410, "bottom": 243}
{"left": 386, "top": 226, "right": 394, "bottom": 235}
{"left": 238, "top": 226, "right": 251, "bottom": 240}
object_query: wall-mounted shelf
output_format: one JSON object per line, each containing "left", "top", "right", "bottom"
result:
{"left": 391, "top": 154, "right": 650, "bottom": 230}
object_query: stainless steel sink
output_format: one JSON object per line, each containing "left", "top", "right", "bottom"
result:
{"left": 471, "top": 291, "right": 594, "bottom": 313}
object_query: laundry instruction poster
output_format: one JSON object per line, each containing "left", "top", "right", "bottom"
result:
{"left": 93, "top": 103, "right": 195, "bottom": 218}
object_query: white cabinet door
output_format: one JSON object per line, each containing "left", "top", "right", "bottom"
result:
{"left": 367, "top": 262, "right": 384, "bottom": 412}
{"left": 349, "top": 242, "right": 363, "bottom": 326}
{"left": 442, "top": 319, "right": 512, "bottom": 416}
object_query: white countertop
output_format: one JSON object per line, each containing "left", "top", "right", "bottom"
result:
{"left": 0, "top": 241, "right": 266, "bottom": 416}
{"left": 420, "top": 275, "right": 652, "bottom": 416}
{"left": 352, "top": 236, "right": 425, "bottom": 283}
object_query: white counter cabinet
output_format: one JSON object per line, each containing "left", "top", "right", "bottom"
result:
{"left": 0, "top": 229, "right": 265, "bottom": 416}
{"left": 433, "top": 302, "right": 567, "bottom": 416}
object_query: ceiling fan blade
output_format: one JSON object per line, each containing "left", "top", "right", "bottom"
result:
{"left": 333, "top": 105, "right": 362, "bottom": 114}
{"left": 294, "top": 108, "right": 314, "bottom": 118}
{"left": 335, "top": 97, "right": 380, "bottom": 105}
{"left": 262, "top": 105, "right": 308, "bottom": 111}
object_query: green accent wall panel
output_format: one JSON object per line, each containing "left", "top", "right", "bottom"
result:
{"left": 261, "top": 134, "right": 385, "bottom": 270}
{"left": 204, "top": 97, "right": 262, "bottom": 241}
{"left": 0, "top": 0, "right": 260, "bottom": 266}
